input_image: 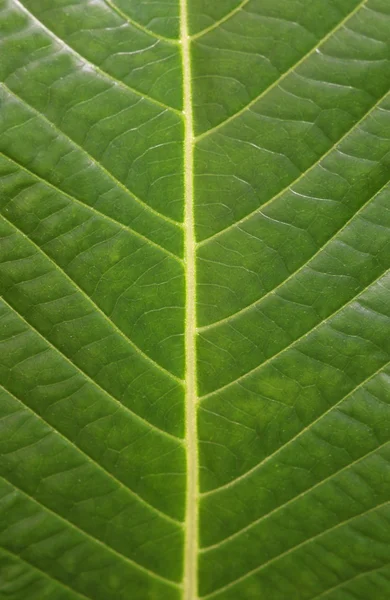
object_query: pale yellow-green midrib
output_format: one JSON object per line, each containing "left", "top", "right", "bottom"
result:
{"left": 181, "top": 0, "right": 199, "bottom": 598}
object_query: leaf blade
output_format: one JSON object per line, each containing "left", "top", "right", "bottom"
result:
{"left": 0, "top": 0, "right": 389, "bottom": 599}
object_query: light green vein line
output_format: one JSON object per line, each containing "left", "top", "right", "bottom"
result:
{"left": 199, "top": 268, "right": 389, "bottom": 400}
{"left": 203, "top": 438, "right": 390, "bottom": 549}
{"left": 13, "top": 0, "right": 182, "bottom": 116}
{"left": 198, "top": 176, "right": 390, "bottom": 331}
{"left": 1, "top": 82, "right": 181, "bottom": 230}
{"left": 103, "top": 0, "right": 179, "bottom": 43}
{"left": 0, "top": 545, "right": 92, "bottom": 600}
{"left": 0, "top": 382, "right": 183, "bottom": 526}
{"left": 201, "top": 500, "right": 390, "bottom": 598}
{"left": 201, "top": 360, "right": 389, "bottom": 500}
{"left": 0, "top": 152, "right": 183, "bottom": 263}
{"left": 0, "top": 470, "right": 181, "bottom": 587}
{"left": 1, "top": 206, "right": 184, "bottom": 385}
{"left": 181, "top": 0, "right": 200, "bottom": 598}
{"left": 0, "top": 296, "right": 183, "bottom": 445}
{"left": 191, "top": 0, "right": 250, "bottom": 40}
{"left": 198, "top": 81, "right": 389, "bottom": 247}
{"left": 195, "top": 0, "right": 367, "bottom": 140}
{"left": 202, "top": 424, "right": 390, "bottom": 549}
{"left": 310, "top": 562, "right": 390, "bottom": 600}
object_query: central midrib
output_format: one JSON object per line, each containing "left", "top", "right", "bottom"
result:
{"left": 181, "top": 0, "right": 199, "bottom": 599}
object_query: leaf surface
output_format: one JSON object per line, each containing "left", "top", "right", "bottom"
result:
{"left": 0, "top": 1, "right": 389, "bottom": 599}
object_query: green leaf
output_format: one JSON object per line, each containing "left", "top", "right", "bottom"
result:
{"left": 0, "top": 0, "right": 389, "bottom": 599}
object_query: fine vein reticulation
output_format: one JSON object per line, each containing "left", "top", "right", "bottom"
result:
{"left": 0, "top": 1, "right": 390, "bottom": 599}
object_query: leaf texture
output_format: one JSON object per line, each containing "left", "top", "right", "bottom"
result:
{"left": 0, "top": 1, "right": 389, "bottom": 599}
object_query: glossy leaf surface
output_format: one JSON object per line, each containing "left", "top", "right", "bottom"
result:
{"left": 0, "top": 1, "right": 389, "bottom": 599}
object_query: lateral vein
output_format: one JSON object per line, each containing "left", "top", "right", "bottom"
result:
{"left": 191, "top": 0, "right": 250, "bottom": 40}
{"left": 202, "top": 434, "right": 390, "bottom": 551}
{"left": 0, "top": 471, "right": 181, "bottom": 586}
{"left": 0, "top": 545, "right": 92, "bottom": 600}
{"left": 195, "top": 0, "right": 367, "bottom": 140}
{"left": 201, "top": 360, "right": 389, "bottom": 499}
{"left": 13, "top": 0, "right": 181, "bottom": 115}
{"left": 1, "top": 82, "right": 181, "bottom": 229}
{"left": 198, "top": 174, "right": 390, "bottom": 331}
{"left": 1, "top": 213, "right": 183, "bottom": 384}
{"left": 0, "top": 151, "right": 183, "bottom": 263}
{"left": 201, "top": 500, "right": 390, "bottom": 598}
{"left": 0, "top": 296, "right": 182, "bottom": 445}
{"left": 198, "top": 87, "right": 389, "bottom": 246}
{"left": 0, "top": 382, "right": 183, "bottom": 526}
{"left": 199, "top": 267, "right": 389, "bottom": 399}
{"left": 309, "top": 562, "right": 390, "bottom": 600}
{"left": 103, "top": 0, "right": 179, "bottom": 44}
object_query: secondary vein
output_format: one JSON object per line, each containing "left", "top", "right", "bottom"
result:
{"left": 199, "top": 268, "right": 389, "bottom": 400}
{"left": 13, "top": 0, "right": 181, "bottom": 115}
{"left": 0, "top": 151, "right": 183, "bottom": 263}
{"left": 1, "top": 213, "right": 182, "bottom": 384}
{"left": 195, "top": 0, "right": 367, "bottom": 140}
{"left": 1, "top": 83, "right": 180, "bottom": 230}
{"left": 103, "top": 0, "right": 180, "bottom": 44}
{"left": 191, "top": 0, "right": 250, "bottom": 40}
{"left": 201, "top": 500, "right": 390, "bottom": 598}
